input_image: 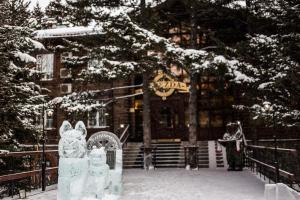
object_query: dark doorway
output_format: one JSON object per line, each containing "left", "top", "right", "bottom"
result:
{"left": 151, "top": 97, "right": 187, "bottom": 140}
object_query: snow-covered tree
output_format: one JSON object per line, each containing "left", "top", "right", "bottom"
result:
{"left": 227, "top": 0, "right": 300, "bottom": 128}
{"left": 30, "top": 2, "right": 45, "bottom": 29}
{"left": 0, "top": 26, "right": 46, "bottom": 150}
{"left": 0, "top": 0, "right": 31, "bottom": 26}
{"left": 45, "top": 0, "right": 67, "bottom": 25}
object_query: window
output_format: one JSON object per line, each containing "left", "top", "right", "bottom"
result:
{"left": 35, "top": 109, "right": 54, "bottom": 129}
{"left": 88, "top": 104, "right": 108, "bottom": 128}
{"left": 60, "top": 68, "right": 72, "bottom": 78}
{"left": 60, "top": 83, "right": 72, "bottom": 94}
{"left": 36, "top": 54, "right": 54, "bottom": 80}
{"left": 61, "top": 52, "right": 72, "bottom": 62}
{"left": 199, "top": 111, "right": 209, "bottom": 128}
{"left": 88, "top": 111, "right": 98, "bottom": 127}
{"left": 211, "top": 111, "right": 223, "bottom": 128}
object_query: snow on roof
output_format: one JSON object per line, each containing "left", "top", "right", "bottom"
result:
{"left": 33, "top": 26, "right": 104, "bottom": 39}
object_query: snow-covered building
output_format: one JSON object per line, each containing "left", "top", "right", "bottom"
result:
{"left": 33, "top": 0, "right": 251, "bottom": 145}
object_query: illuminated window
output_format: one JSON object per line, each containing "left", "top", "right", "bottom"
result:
{"left": 211, "top": 112, "right": 223, "bottom": 127}
{"left": 199, "top": 111, "right": 209, "bottom": 128}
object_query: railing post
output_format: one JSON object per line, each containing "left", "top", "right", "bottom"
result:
{"left": 153, "top": 146, "right": 156, "bottom": 170}
{"left": 274, "top": 135, "right": 279, "bottom": 183}
{"left": 41, "top": 103, "right": 46, "bottom": 191}
{"left": 184, "top": 147, "right": 187, "bottom": 167}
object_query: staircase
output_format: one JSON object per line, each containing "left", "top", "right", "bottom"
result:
{"left": 197, "top": 141, "right": 209, "bottom": 168}
{"left": 123, "top": 141, "right": 224, "bottom": 169}
{"left": 215, "top": 142, "right": 225, "bottom": 168}
{"left": 154, "top": 142, "right": 185, "bottom": 168}
{"left": 123, "top": 143, "right": 143, "bottom": 169}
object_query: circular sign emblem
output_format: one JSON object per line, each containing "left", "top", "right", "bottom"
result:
{"left": 153, "top": 72, "right": 175, "bottom": 100}
{"left": 151, "top": 71, "right": 188, "bottom": 100}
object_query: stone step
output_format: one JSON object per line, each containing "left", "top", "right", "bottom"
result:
{"left": 155, "top": 165, "right": 185, "bottom": 168}
{"left": 123, "top": 165, "right": 143, "bottom": 169}
{"left": 123, "top": 150, "right": 143, "bottom": 154}
{"left": 155, "top": 159, "right": 185, "bottom": 163}
{"left": 123, "top": 158, "right": 143, "bottom": 162}
{"left": 198, "top": 164, "right": 209, "bottom": 168}
{"left": 123, "top": 141, "right": 212, "bottom": 169}
{"left": 155, "top": 146, "right": 182, "bottom": 150}
{"left": 198, "top": 158, "right": 209, "bottom": 161}
{"left": 155, "top": 157, "right": 185, "bottom": 161}
{"left": 198, "top": 160, "right": 209, "bottom": 164}
{"left": 155, "top": 153, "right": 184, "bottom": 156}
{"left": 123, "top": 154, "right": 143, "bottom": 157}
{"left": 152, "top": 142, "right": 181, "bottom": 145}
{"left": 154, "top": 149, "right": 183, "bottom": 153}
{"left": 123, "top": 160, "right": 143, "bottom": 164}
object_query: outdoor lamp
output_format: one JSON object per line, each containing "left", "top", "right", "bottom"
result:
{"left": 47, "top": 110, "right": 53, "bottom": 117}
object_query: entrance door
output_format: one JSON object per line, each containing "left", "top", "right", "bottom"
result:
{"left": 151, "top": 98, "right": 185, "bottom": 140}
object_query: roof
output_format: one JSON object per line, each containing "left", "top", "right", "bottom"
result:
{"left": 33, "top": 26, "right": 104, "bottom": 39}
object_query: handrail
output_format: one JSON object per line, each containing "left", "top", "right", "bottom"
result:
{"left": 0, "top": 150, "right": 58, "bottom": 157}
{"left": 246, "top": 145, "right": 297, "bottom": 154}
{"left": 0, "top": 167, "right": 58, "bottom": 183}
{"left": 247, "top": 139, "right": 300, "bottom": 142}
{"left": 120, "top": 125, "right": 130, "bottom": 147}
{"left": 244, "top": 135, "right": 300, "bottom": 190}
{"left": 246, "top": 156, "right": 295, "bottom": 179}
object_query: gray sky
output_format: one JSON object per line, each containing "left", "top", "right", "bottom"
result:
{"left": 28, "top": 0, "right": 50, "bottom": 10}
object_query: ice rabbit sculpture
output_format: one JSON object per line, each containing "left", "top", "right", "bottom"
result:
{"left": 57, "top": 121, "right": 88, "bottom": 200}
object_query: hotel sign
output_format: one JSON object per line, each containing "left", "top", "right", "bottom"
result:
{"left": 151, "top": 71, "right": 188, "bottom": 100}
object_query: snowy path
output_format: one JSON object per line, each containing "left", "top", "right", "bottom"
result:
{"left": 23, "top": 169, "right": 265, "bottom": 200}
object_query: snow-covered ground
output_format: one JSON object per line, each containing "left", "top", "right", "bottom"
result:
{"left": 17, "top": 169, "right": 265, "bottom": 200}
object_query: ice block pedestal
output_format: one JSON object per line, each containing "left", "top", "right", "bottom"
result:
{"left": 57, "top": 158, "right": 88, "bottom": 200}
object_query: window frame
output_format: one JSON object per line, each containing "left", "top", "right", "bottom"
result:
{"left": 35, "top": 109, "right": 55, "bottom": 130}
{"left": 36, "top": 54, "right": 54, "bottom": 80}
{"left": 87, "top": 102, "right": 109, "bottom": 128}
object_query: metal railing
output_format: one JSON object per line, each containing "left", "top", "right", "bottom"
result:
{"left": 245, "top": 136, "right": 300, "bottom": 191}
{"left": 119, "top": 124, "right": 130, "bottom": 148}
{"left": 0, "top": 150, "right": 59, "bottom": 198}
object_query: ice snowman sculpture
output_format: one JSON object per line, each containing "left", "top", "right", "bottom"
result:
{"left": 84, "top": 147, "right": 110, "bottom": 199}
{"left": 57, "top": 121, "right": 88, "bottom": 200}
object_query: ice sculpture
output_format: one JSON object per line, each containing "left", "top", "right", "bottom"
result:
{"left": 57, "top": 123, "right": 123, "bottom": 200}
{"left": 57, "top": 121, "right": 88, "bottom": 200}
{"left": 84, "top": 147, "right": 110, "bottom": 199}
{"left": 86, "top": 131, "right": 123, "bottom": 195}
{"left": 110, "top": 148, "right": 123, "bottom": 195}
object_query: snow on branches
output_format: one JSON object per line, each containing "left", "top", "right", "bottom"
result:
{"left": 0, "top": 25, "right": 46, "bottom": 148}
{"left": 233, "top": 33, "right": 300, "bottom": 127}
